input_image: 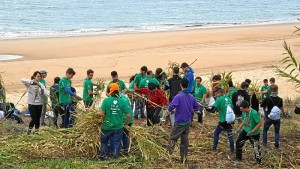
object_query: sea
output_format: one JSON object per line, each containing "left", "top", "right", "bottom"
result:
{"left": 0, "top": 0, "right": 300, "bottom": 40}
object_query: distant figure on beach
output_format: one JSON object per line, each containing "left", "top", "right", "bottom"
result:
{"left": 180, "top": 62, "right": 194, "bottom": 93}
{"left": 106, "top": 71, "right": 126, "bottom": 97}
{"left": 21, "top": 71, "right": 48, "bottom": 134}
{"left": 39, "top": 69, "right": 48, "bottom": 126}
{"left": 83, "top": 69, "right": 100, "bottom": 108}
{"left": 59, "top": 68, "right": 82, "bottom": 128}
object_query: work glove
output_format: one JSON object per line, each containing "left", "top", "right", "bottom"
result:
{"left": 246, "top": 131, "right": 253, "bottom": 137}
{"left": 31, "top": 81, "right": 39, "bottom": 85}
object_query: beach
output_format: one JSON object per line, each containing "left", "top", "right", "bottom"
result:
{"left": 0, "top": 23, "right": 300, "bottom": 108}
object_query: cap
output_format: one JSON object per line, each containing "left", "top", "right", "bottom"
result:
{"left": 109, "top": 83, "right": 119, "bottom": 95}
{"left": 40, "top": 69, "right": 47, "bottom": 74}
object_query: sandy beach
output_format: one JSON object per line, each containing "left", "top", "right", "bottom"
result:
{"left": 0, "top": 23, "right": 300, "bottom": 109}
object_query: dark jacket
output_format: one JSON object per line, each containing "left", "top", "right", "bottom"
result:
{"left": 232, "top": 89, "right": 250, "bottom": 116}
{"left": 164, "top": 75, "right": 182, "bottom": 102}
{"left": 261, "top": 96, "right": 283, "bottom": 120}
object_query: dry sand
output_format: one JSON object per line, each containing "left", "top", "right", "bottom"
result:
{"left": 0, "top": 23, "right": 300, "bottom": 109}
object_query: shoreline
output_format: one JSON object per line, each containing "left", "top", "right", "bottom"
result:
{"left": 0, "top": 21, "right": 299, "bottom": 42}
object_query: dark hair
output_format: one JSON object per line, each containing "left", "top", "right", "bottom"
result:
{"left": 146, "top": 70, "right": 153, "bottom": 76}
{"left": 141, "top": 66, "right": 148, "bottom": 72}
{"left": 240, "top": 82, "right": 248, "bottom": 89}
{"left": 66, "top": 68, "right": 76, "bottom": 75}
{"left": 54, "top": 77, "right": 60, "bottom": 84}
{"left": 31, "top": 71, "right": 41, "bottom": 80}
{"left": 148, "top": 82, "right": 156, "bottom": 90}
{"left": 270, "top": 77, "right": 275, "bottom": 83}
{"left": 87, "top": 69, "right": 94, "bottom": 75}
{"left": 270, "top": 84, "right": 278, "bottom": 92}
{"left": 173, "top": 67, "right": 179, "bottom": 74}
{"left": 239, "top": 100, "right": 250, "bottom": 108}
{"left": 155, "top": 68, "right": 163, "bottom": 75}
{"left": 212, "top": 74, "right": 221, "bottom": 81}
{"left": 129, "top": 74, "right": 136, "bottom": 83}
{"left": 111, "top": 90, "right": 119, "bottom": 97}
{"left": 245, "top": 79, "right": 251, "bottom": 84}
{"left": 180, "top": 78, "right": 189, "bottom": 88}
{"left": 111, "top": 71, "right": 118, "bottom": 77}
{"left": 263, "top": 79, "right": 268, "bottom": 83}
{"left": 195, "top": 76, "right": 202, "bottom": 82}
{"left": 228, "top": 80, "right": 234, "bottom": 88}
{"left": 180, "top": 62, "right": 189, "bottom": 68}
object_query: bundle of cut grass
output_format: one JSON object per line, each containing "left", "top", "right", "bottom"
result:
{"left": 0, "top": 108, "right": 171, "bottom": 163}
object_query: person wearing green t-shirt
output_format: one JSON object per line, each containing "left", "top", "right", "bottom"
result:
{"left": 211, "top": 88, "right": 234, "bottom": 153}
{"left": 260, "top": 79, "right": 270, "bottom": 101}
{"left": 83, "top": 69, "right": 99, "bottom": 108}
{"left": 227, "top": 80, "right": 236, "bottom": 98}
{"left": 106, "top": 71, "right": 127, "bottom": 96}
{"left": 39, "top": 69, "right": 48, "bottom": 126}
{"left": 59, "top": 68, "right": 82, "bottom": 128}
{"left": 139, "top": 70, "right": 160, "bottom": 88}
{"left": 97, "top": 83, "right": 130, "bottom": 160}
{"left": 192, "top": 76, "right": 207, "bottom": 123}
{"left": 236, "top": 100, "right": 262, "bottom": 164}
{"left": 133, "top": 66, "right": 148, "bottom": 120}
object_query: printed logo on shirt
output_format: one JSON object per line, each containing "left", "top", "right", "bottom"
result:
{"left": 113, "top": 100, "right": 118, "bottom": 104}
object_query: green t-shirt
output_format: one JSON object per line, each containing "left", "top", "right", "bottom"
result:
{"left": 213, "top": 95, "right": 233, "bottom": 122}
{"left": 100, "top": 96, "right": 130, "bottom": 131}
{"left": 139, "top": 77, "right": 160, "bottom": 88}
{"left": 261, "top": 85, "right": 270, "bottom": 100}
{"left": 133, "top": 73, "right": 146, "bottom": 88}
{"left": 83, "top": 78, "right": 93, "bottom": 102}
{"left": 106, "top": 80, "right": 126, "bottom": 93}
{"left": 193, "top": 84, "right": 207, "bottom": 101}
{"left": 59, "top": 77, "right": 72, "bottom": 104}
{"left": 120, "top": 94, "right": 134, "bottom": 124}
{"left": 129, "top": 81, "right": 134, "bottom": 90}
{"left": 227, "top": 87, "right": 236, "bottom": 98}
{"left": 40, "top": 79, "right": 46, "bottom": 88}
{"left": 242, "top": 109, "right": 261, "bottom": 135}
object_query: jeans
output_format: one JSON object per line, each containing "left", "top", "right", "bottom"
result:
{"left": 52, "top": 105, "right": 62, "bottom": 127}
{"left": 236, "top": 130, "right": 261, "bottom": 162}
{"left": 62, "top": 104, "right": 70, "bottom": 128}
{"left": 134, "top": 98, "right": 145, "bottom": 119}
{"left": 263, "top": 118, "right": 280, "bottom": 148}
{"left": 167, "top": 123, "right": 190, "bottom": 161}
{"left": 213, "top": 122, "right": 234, "bottom": 152}
{"left": 146, "top": 107, "right": 161, "bottom": 126}
{"left": 100, "top": 128, "right": 123, "bottom": 160}
{"left": 122, "top": 126, "right": 131, "bottom": 152}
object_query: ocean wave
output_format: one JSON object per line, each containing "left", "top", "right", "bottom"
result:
{"left": 0, "top": 19, "right": 299, "bottom": 40}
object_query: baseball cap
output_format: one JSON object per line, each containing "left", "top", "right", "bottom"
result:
{"left": 40, "top": 69, "right": 47, "bottom": 74}
{"left": 109, "top": 83, "right": 119, "bottom": 95}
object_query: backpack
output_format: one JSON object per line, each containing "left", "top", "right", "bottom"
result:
{"left": 268, "top": 98, "right": 281, "bottom": 120}
{"left": 226, "top": 105, "right": 235, "bottom": 124}
{"left": 236, "top": 94, "right": 244, "bottom": 106}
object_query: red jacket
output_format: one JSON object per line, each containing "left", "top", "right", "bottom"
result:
{"left": 135, "top": 88, "right": 168, "bottom": 108}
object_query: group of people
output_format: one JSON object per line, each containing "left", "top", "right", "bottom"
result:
{"left": 13, "top": 61, "right": 283, "bottom": 163}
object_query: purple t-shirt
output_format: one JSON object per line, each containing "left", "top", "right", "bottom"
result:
{"left": 168, "top": 92, "right": 200, "bottom": 124}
